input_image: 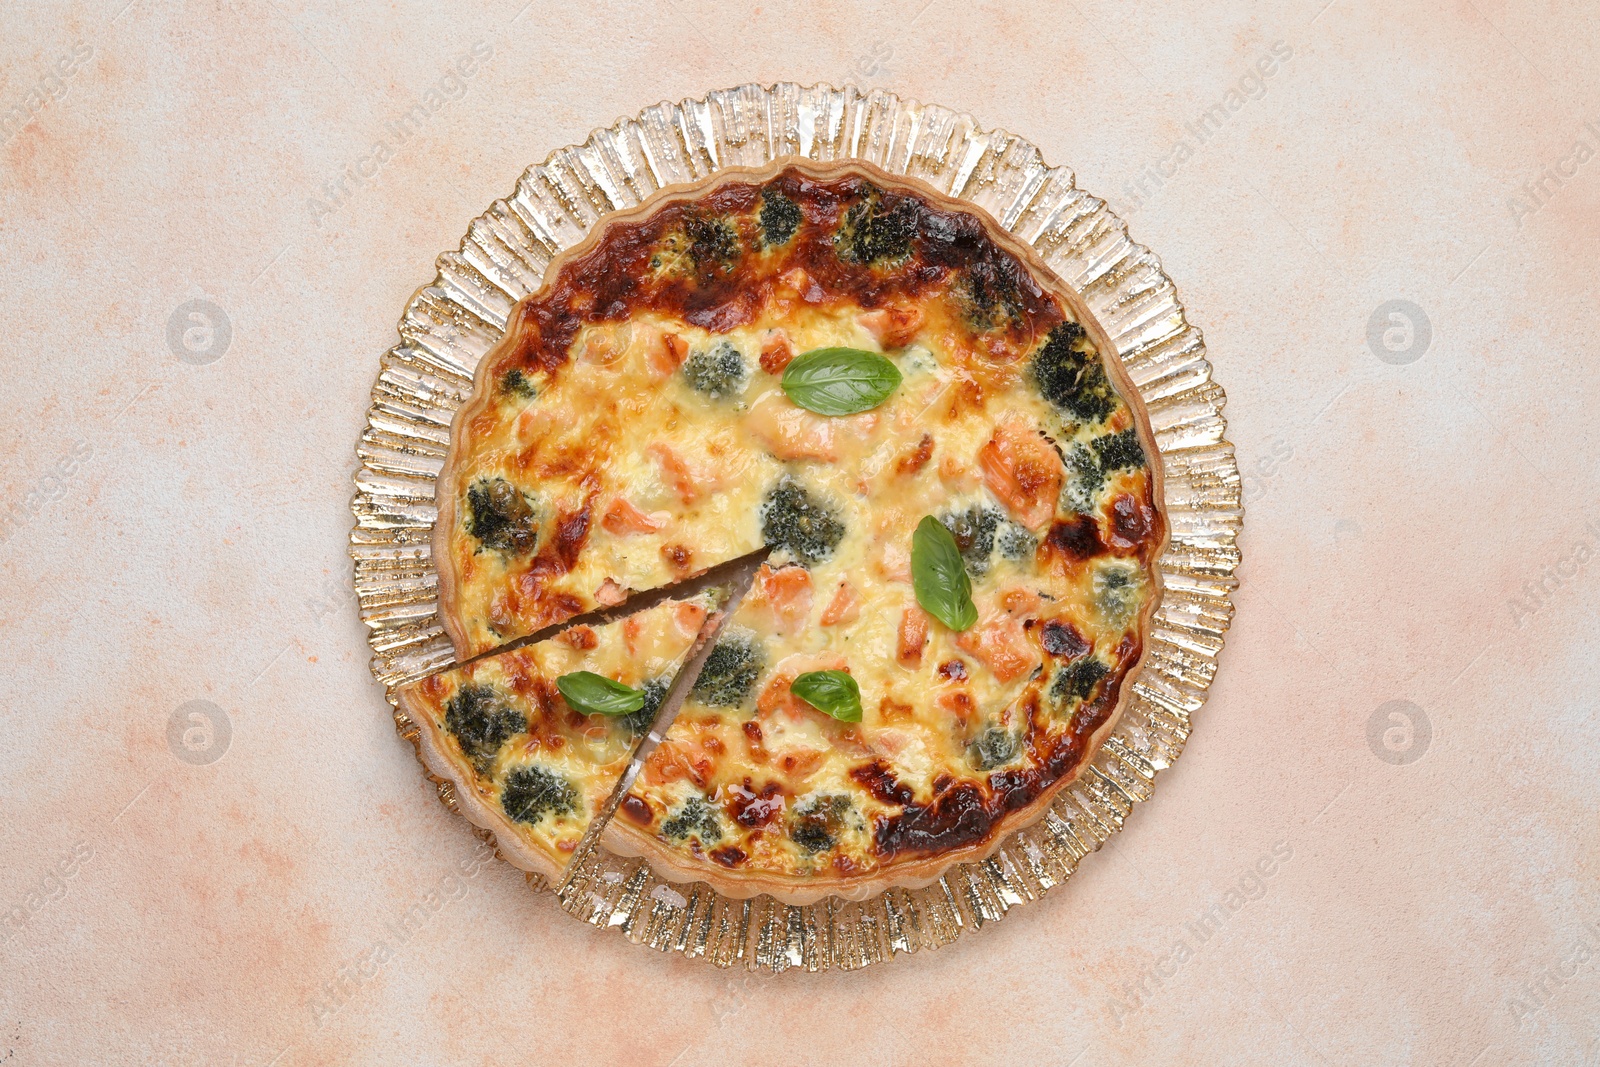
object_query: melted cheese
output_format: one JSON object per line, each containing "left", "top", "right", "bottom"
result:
{"left": 438, "top": 166, "right": 1164, "bottom": 885}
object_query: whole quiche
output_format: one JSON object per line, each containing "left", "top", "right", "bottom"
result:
{"left": 404, "top": 159, "right": 1167, "bottom": 903}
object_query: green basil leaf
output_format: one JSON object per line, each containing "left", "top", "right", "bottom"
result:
{"left": 555, "top": 671, "right": 646, "bottom": 716}
{"left": 789, "top": 669, "right": 863, "bottom": 723}
{"left": 780, "top": 347, "right": 902, "bottom": 416}
{"left": 912, "top": 515, "right": 979, "bottom": 632}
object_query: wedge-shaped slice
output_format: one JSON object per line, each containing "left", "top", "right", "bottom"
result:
{"left": 396, "top": 592, "right": 719, "bottom": 882}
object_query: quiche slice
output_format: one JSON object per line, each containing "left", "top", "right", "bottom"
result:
{"left": 432, "top": 159, "right": 1166, "bottom": 901}
{"left": 395, "top": 592, "right": 719, "bottom": 882}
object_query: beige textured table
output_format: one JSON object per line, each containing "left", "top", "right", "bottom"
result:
{"left": 2, "top": 2, "right": 1597, "bottom": 1064}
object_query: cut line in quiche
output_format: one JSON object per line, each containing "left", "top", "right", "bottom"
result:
{"left": 395, "top": 591, "right": 722, "bottom": 882}
{"left": 432, "top": 159, "right": 1167, "bottom": 903}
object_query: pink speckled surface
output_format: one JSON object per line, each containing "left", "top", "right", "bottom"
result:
{"left": 2, "top": 1, "right": 1598, "bottom": 1064}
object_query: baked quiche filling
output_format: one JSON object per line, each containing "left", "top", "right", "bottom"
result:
{"left": 432, "top": 163, "right": 1166, "bottom": 892}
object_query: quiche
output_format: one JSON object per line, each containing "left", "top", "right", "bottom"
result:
{"left": 432, "top": 159, "right": 1166, "bottom": 902}
{"left": 395, "top": 592, "right": 718, "bottom": 882}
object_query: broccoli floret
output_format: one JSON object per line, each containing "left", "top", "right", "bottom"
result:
{"left": 1060, "top": 443, "right": 1105, "bottom": 516}
{"left": 499, "top": 368, "right": 537, "bottom": 399}
{"left": 997, "top": 521, "right": 1037, "bottom": 560}
{"left": 444, "top": 685, "right": 525, "bottom": 773}
{"left": 791, "top": 794, "right": 852, "bottom": 855}
{"left": 690, "top": 629, "right": 764, "bottom": 708}
{"left": 1094, "top": 563, "right": 1141, "bottom": 626}
{"left": 967, "top": 726, "right": 1021, "bottom": 771}
{"left": 759, "top": 191, "right": 802, "bottom": 246}
{"left": 464, "top": 477, "right": 538, "bottom": 555}
{"left": 684, "top": 212, "right": 738, "bottom": 270}
{"left": 835, "top": 187, "right": 918, "bottom": 264}
{"left": 617, "top": 676, "right": 670, "bottom": 737}
{"left": 500, "top": 765, "right": 578, "bottom": 825}
{"left": 760, "top": 478, "right": 845, "bottom": 566}
{"left": 1051, "top": 657, "right": 1109, "bottom": 712}
{"left": 940, "top": 506, "right": 1001, "bottom": 577}
{"left": 1093, "top": 428, "right": 1147, "bottom": 473}
{"left": 1059, "top": 431, "right": 1144, "bottom": 516}
{"left": 954, "top": 260, "right": 1025, "bottom": 331}
{"left": 661, "top": 794, "right": 723, "bottom": 844}
{"left": 1032, "top": 322, "right": 1115, "bottom": 425}
{"left": 791, "top": 819, "right": 834, "bottom": 855}
{"left": 682, "top": 341, "right": 747, "bottom": 399}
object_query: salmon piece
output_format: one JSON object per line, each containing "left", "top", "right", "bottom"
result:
{"left": 894, "top": 433, "right": 934, "bottom": 476}
{"left": 759, "top": 331, "right": 796, "bottom": 374}
{"left": 748, "top": 563, "right": 813, "bottom": 637}
{"left": 595, "top": 578, "right": 628, "bottom": 606}
{"left": 579, "top": 325, "right": 625, "bottom": 365}
{"left": 1001, "top": 587, "right": 1044, "bottom": 616}
{"left": 775, "top": 748, "right": 825, "bottom": 784}
{"left": 642, "top": 735, "right": 714, "bottom": 788}
{"left": 660, "top": 543, "right": 695, "bottom": 575}
{"left": 820, "top": 580, "right": 861, "bottom": 626}
{"left": 778, "top": 267, "right": 824, "bottom": 303}
{"left": 601, "top": 496, "right": 666, "bottom": 535}
{"left": 646, "top": 330, "right": 689, "bottom": 380}
{"left": 955, "top": 607, "right": 1039, "bottom": 682}
{"left": 978, "top": 413, "right": 1065, "bottom": 531}
{"left": 623, "top": 598, "right": 709, "bottom": 657}
{"left": 757, "top": 652, "right": 850, "bottom": 721}
{"left": 877, "top": 695, "right": 914, "bottom": 723}
{"left": 744, "top": 392, "right": 838, "bottom": 461}
{"left": 741, "top": 720, "right": 768, "bottom": 764}
{"left": 649, "top": 443, "right": 720, "bottom": 504}
{"left": 876, "top": 545, "right": 912, "bottom": 584}
{"left": 745, "top": 393, "right": 878, "bottom": 462}
{"left": 515, "top": 402, "right": 557, "bottom": 440}
{"left": 938, "top": 454, "right": 977, "bottom": 491}
{"left": 622, "top": 612, "right": 644, "bottom": 655}
{"left": 858, "top": 305, "right": 924, "bottom": 349}
{"left": 897, "top": 607, "right": 930, "bottom": 667}
{"left": 556, "top": 624, "right": 598, "bottom": 650}
{"left": 937, "top": 689, "right": 976, "bottom": 723}
{"left": 870, "top": 728, "right": 914, "bottom": 758}
{"left": 673, "top": 601, "right": 710, "bottom": 642}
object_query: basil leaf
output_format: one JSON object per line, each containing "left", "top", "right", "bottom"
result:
{"left": 789, "top": 669, "right": 863, "bottom": 723}
{"left": 555, "top": 671, "right": 646, "bottom": 716}
{"left": 781, "top": 347, "right": 902, "bottom": 416}
{"left": 912, "top": 515, "right": 978, "bottom": 632}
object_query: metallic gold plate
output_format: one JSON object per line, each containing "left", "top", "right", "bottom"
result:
{"left": 348, "top": 81, "right": 1241, "bottom": 972}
